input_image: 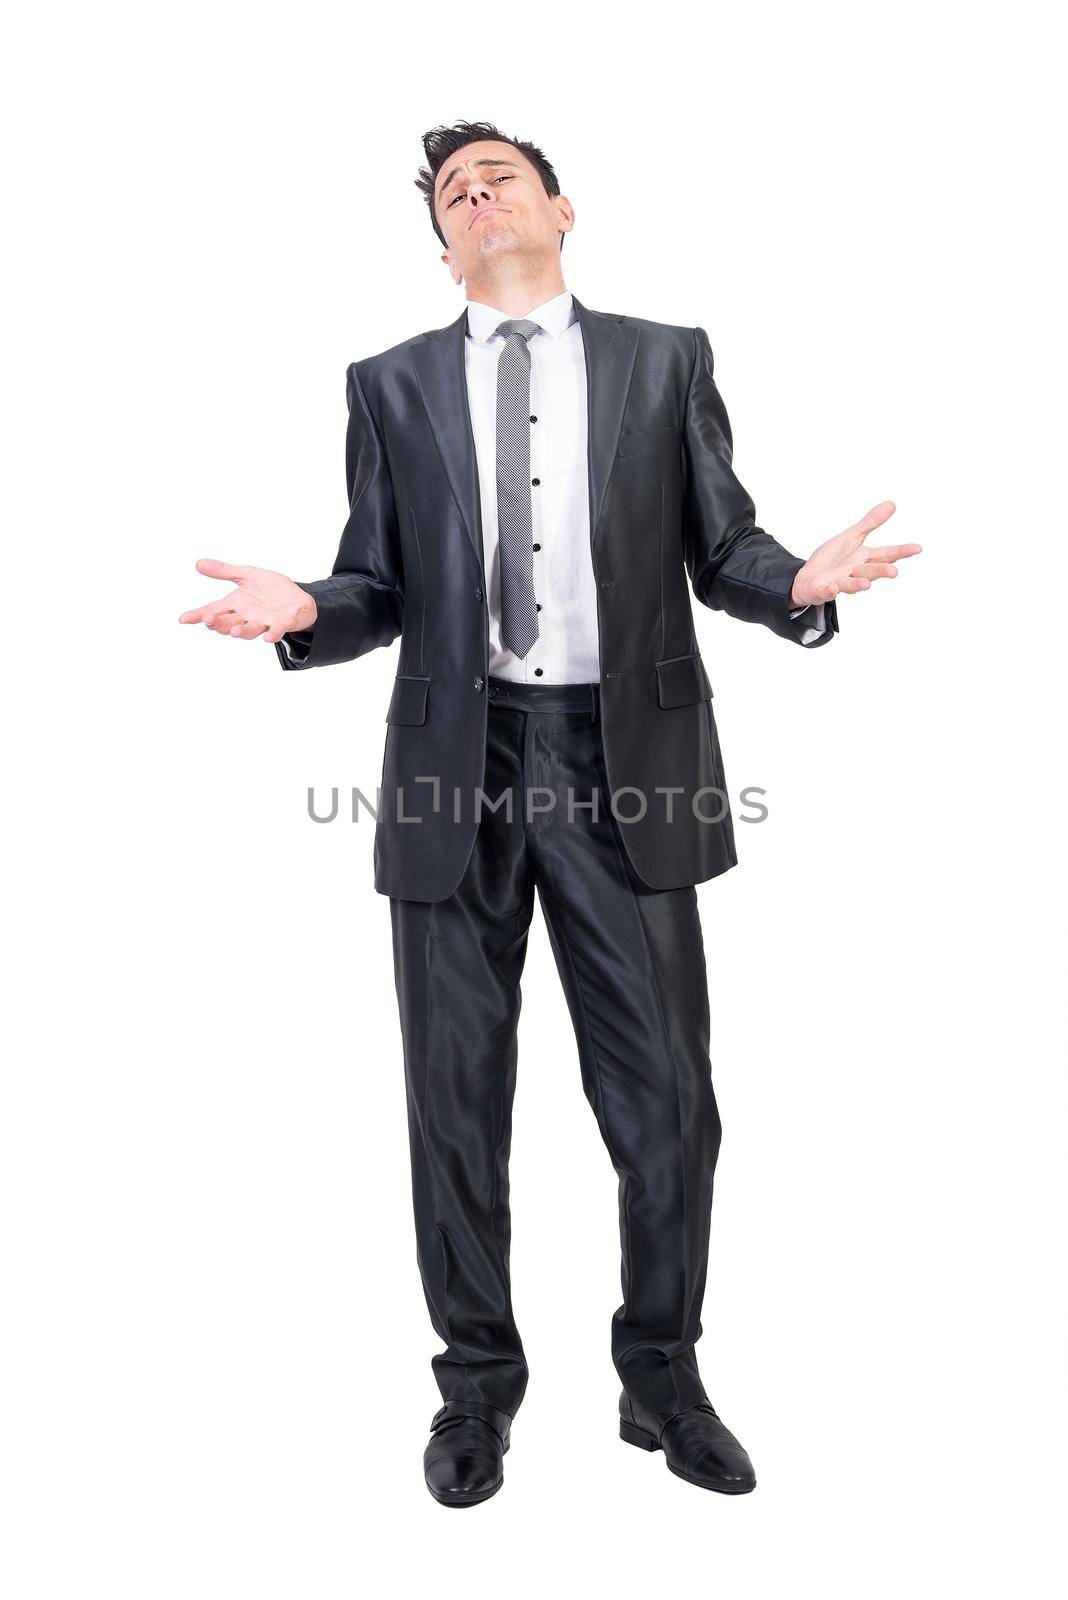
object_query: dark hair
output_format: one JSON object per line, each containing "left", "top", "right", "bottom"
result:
{"left": 414, "top": 119, "right": 564, "bottom": 251}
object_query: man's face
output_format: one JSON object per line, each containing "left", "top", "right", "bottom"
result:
{"left": 434, "top": 140, "right": 572, "bottom": 280}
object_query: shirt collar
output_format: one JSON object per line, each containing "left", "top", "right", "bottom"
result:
{"left": 465, "top": 289, "right": 576, "bottom": 345}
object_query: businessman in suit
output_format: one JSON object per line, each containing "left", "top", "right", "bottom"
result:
{"left": 180, "top": 120, "right": 920, "bottom": 1506}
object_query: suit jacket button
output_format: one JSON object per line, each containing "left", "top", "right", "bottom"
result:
{"left": 474, "top": 585, "right": 483, "bottom": 601}
{"left": 474, "top": 675, "right": 484, "bottom": 691}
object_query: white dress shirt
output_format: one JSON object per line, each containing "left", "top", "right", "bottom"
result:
{"left": 465, "top": 289, "right": 599, "bottom": 682}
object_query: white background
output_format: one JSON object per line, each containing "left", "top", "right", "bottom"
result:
{"left": 3, "top": 2, "right": 1065, "bottom": 1594}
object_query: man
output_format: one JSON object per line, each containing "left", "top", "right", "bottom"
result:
{"left": 179, "top": 120, "right": 920, "bottom": 1506}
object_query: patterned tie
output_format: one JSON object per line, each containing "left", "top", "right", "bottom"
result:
{"left": 495, "top": 318, "right": 541, "bottom": 658}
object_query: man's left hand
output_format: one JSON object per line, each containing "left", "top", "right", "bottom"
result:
{"left": 789, "top": 500, "right": 921, "bottom": 608}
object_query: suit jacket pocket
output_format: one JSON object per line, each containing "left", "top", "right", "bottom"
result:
{"left": 617, "top": 421, "right": 681, "bottom": 457}
{"left": 655, "top": 651, "right": 713, "bottom": 709}
{"left": 386, "top": 673, "right": 430, "bottom": 725}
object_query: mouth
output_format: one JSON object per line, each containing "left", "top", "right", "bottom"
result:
{"left": 469, "top": 206, "right": 511, "bottom": 230}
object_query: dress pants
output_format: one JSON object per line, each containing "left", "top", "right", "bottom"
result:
{"left": 389, "top": 675, "right": 722, "bottom": 1420}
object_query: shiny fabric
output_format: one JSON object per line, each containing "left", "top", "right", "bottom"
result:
{"left": 276, "top": 295, "right": 838, "bottom": 902}
{"left": 390, "top": 677, "right": 722, "bottom": 1419}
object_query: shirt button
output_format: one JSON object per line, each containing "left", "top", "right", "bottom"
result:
{"left": 531, "top": 477, "right": 540, "bottom": 486}
{"left": 532, "top": 542, "right": 541, "bottom": 552}
{"left": 529, "top": 414, "right": 537, "bottom": 423}
{"left": 473, "top": 675, "right": 484, "bottom": 691}
{"left": 535, "top": 602, "right": 542, "bottom": 612}
{"left": 534, "top": 667, "right": 543, "bottom": 676}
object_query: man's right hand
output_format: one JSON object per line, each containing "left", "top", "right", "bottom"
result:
{"left": 178, "top": 559, "right": 317, "bottom": 643}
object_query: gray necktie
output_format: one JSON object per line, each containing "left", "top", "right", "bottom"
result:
{"left": 495, "top": 318, "right": 541, "bottom": 658}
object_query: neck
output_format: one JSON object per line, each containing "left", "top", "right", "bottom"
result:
{"left": 465, "top": 264, "right": 567, "bottom": 319}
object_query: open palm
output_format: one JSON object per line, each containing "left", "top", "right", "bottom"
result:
{"left": 790, "top": 501, "right": 921, "bottom": 608}
{"left": 178, "top": 559, "right": 317, "bottom": 643}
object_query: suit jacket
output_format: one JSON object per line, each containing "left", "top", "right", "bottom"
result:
{"left": 277, "top": 295, "right": 839, "bottom": 901}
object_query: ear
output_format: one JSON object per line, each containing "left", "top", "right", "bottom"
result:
{"left": 556, "top": 195, "right": 576, "bottom": 235}
{"left": 442, "top": 251, "right": 462, "bottom": 286}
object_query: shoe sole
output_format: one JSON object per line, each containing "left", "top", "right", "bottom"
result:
{"left": 619, "top": 1418, "right": 756, "bottom": 1495}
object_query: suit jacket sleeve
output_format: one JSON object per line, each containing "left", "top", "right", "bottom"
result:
{"left": 682, "top": 326, "right": 838, "bottom": 648}
{"left": 275, "top": 360, "right": 404, "bottom": 671}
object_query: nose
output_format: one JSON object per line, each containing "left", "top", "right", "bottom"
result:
{"left": 467, "top": 184, "right": 494, "bottom": 209}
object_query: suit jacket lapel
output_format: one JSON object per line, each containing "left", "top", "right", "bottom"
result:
{"left": 409, "top": 294, "right": 639, "bottom": 568}
{"left": 572, "top": 295, "right": 639, "bottom": 550}
{"left": 410, "top": 308, "right": 484, "bottom": 567}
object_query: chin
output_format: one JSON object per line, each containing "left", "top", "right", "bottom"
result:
{"left": 476, "top": 224, "right": 521, "bottom": 253}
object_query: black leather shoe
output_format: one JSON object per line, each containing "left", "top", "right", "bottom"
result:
{"left": 423, "top": 1400, "right": 512, "bottom": 1507}
{"left": 619, "top": 1392, "right": 756, "bottom": 1493}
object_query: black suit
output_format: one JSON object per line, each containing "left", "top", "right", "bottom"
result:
{"left": 278, "top": 298, "right": 838, "bottom": 1420}
{"left": 276, "top": 297, "right": 837, "bottom": 901}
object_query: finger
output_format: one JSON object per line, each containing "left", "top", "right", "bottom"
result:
{"left": 200, "top": 598, "right": 242, "bottom": 627}
{"left": 857, "top": 562, "right": 899, "bottom": 582}
{"left": 205, "top": 609, "right": 241, "bottom": 633}
{"left": 836, "top": 573, "right": 872, "bottom": 595}
{"left": 196, "top": 557, "right": 251, "bottom": 583}
{"left": 862, "top": 542, "right": 922, "bottom": 563}
{"left": 846, "top": 500, "right": 896, "bottom": 546}
{"left": 230, "top": 620, "right": 269, "bottom": 640}
{"left": 263, "top": 622, "right": 289, "bottom": 644}
{"left": 179, "top": 607, "right": 207, "bottom": 624}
